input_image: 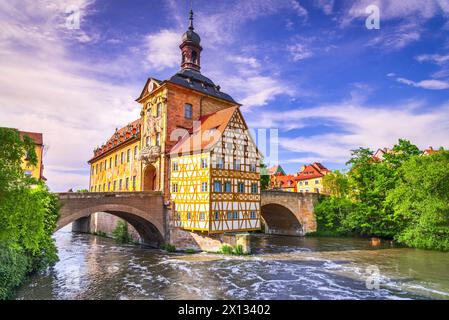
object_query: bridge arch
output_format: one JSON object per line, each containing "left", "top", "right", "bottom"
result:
{"left": 261, "top": 203, "right": 303, "bottom": 236}
{"left": 260, "top": 191, "right": 319, "bottom": 236}
{"left": 57, "top": 192, "right": 165, "bottom": 247}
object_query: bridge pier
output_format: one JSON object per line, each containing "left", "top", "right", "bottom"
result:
{"left": 71, "top": 216, "right": 91, "bottom": 233}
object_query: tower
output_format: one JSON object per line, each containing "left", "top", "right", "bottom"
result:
{"left": 180, "top": 10, "right": 202, "bottom": 72}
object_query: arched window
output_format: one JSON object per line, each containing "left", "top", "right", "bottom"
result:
{"left": 191, "top": 51, "right": 197, "bottom": 64}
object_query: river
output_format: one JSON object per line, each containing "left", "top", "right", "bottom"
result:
{"left": 15, "top": 226, "right": 449, "bottom": 300}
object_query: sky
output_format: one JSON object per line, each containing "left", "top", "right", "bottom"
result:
{"left": 1, "top": 0, "right": 449, "bottom": 191}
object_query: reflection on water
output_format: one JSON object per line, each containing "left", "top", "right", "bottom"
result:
{"left": 15, "top": 227, "right": 449, "bottom": 300}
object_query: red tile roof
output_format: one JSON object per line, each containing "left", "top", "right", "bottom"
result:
{"left": 295, "top": 162, "right": 330, "bottom": 181}
{"left": 20, "top": 131, "right": 43, "bottom": 145}
{"left": 89, "top": 119, "right": 141, "bottom": 163}
{"left": 170, "top": 106, "right": 238, "bottom": 155}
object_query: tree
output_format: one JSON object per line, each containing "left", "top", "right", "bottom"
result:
{"left": 0, "top": 128, "right": 59, "bottom": 299}
{"left": 260, "top": 162, "right": 270, "bottom": 191}
{"left": 387, "top": 151, "right": 449, "bottom": 251}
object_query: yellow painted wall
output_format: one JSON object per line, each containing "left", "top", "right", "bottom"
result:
{"left": 22, "top": 144, "right": 43, "bottom": 180}
{"left": 89, "top": 139, "right": 142, "bottom": 192}
{"left": 296, "top": 177, "right": 325, "bottom": 193}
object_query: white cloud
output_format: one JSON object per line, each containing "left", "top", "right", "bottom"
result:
{"left": 291, "top": 0, "right": 308, "bottom": 17}
{"left": 254, "top": 101, "right": 449, "bottom": 164}
{"left": 342, "top": 0, "right": 449, "bottom": 25}
{"left": 288, "top": 43, "right": 314, "bottom": 61}
{"left": 0, "top": 0, "right": 141, "bottom": 192}
{"left": 396, "top": 77, "right": 449, "bottom": 90}
{"left": 366, "top": 23, "right": 421, "bottom": 50}
{"left": 144, "top": 29, "right": 180, "bottom": 72}
{"left": 416, "top": 53, "right": 449, "bottom": 65}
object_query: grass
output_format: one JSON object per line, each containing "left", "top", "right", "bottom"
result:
{"left": 161, "top": 243, "right": 176, "bottom": 252}
{"left": 219, "top": 244, "right": 247, "bottom": 255}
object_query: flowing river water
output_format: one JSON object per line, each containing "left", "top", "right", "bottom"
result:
{"left": 15, "top": 226, "right": 449, "bottom": 300}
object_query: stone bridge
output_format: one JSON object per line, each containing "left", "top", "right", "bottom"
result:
{"left": 56, "top": 191, "right": 319, "bottom": 246}
{"left": 57, "top": 192, "right": 166, "bottom": 247}
{"left": 261, "top": 191, "right": 319, "bottom": 236}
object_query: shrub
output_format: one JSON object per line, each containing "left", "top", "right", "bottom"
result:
{"left": 0, "top": 246, "right": 29, "bottom": 300}
{"left": 161, "top": 243, "right": 176, "bottom": 252}
{"left": 219, "top": 244, "right": 234, "bottom": 254}
{"left": 112, "top": 220, "right": 132, "bottom": 243}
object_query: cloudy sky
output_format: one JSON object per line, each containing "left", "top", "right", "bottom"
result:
{"left": 1, "top": 0, "right": 449, "bottom": 191}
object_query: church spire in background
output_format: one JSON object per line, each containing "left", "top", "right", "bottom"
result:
{"left": 180, "top": 7, "right": 202, "bottom": 72}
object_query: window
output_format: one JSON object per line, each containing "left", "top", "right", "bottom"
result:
{"left": 125, "top": 177, "right": 129, "bottom": 190}
{"left": 156, "top": 103, "right": 162, "bottom": 117}
{"left": 250, "top": 211, "right": 257, "bottom": 219}
{"left": 233, "top": 211, "right": 239, "bottom": 220}
{"left": 251, "top": 183, "right": 258, "bottom": 194}
{"left": 127, "top": 149, "right": 131, "bottom": 162}
{"left": 105, "top": 160, "right": 107, "bottom": 170}
{"left": 214, "top": 181, "right": 222, "bottom": 192}
{"left": 121, "top": 152, "right": 124, "bottom": 164}
{"left": 187, "top": 212, "right": 191, "bottom": 220}
{"left": 145, "top": 136, "right": 150, "bottom": 146}
{"left": 172, "top": 161, "right": 179, "bottom": 172}
{"left": 238, "top": 182, "right": 245, "bottom": 193}
{"left": 132, "top": 176, "right": 136, "bottom": 190}
{"left": 227, "top": 211, "right": 233, "bottom": 220}
{"left": 201, "top": 182, "right": 208, "bottom": 192}
{"left": 156, "top": 132, "right": 161, "bottom": 147}
{"left": 184, "top": 103, "right": 193, "bottom": 119}
{"left": 119, "top": 179, "right": 123, "bottom": 190}
{"left": 216, "top": 156, "right": 224, "bottom": 169}
{"left": 115, "top": 155, "right": 118, "bottom": 167}
{"left": 305, "top": 189, "right": 309, "bottom": 193}
{"left": 109, "top": 158, "right": 112, "bottom": 169}
{"left": 172, "top": 183, "right": 178, "bottom": 193}
{"left": 315, "top": 188, "right": 320, "bottom": 193}
{"left": 103, "top": 183, "right": 106, "bottom": 192}
{"left": 95, "top": 164, "right": 98, "bottom": 174}
{"left": 94, "top": 186, "right": 97, "bottom": 192}
{"left": 250, "top": 163, "right": 257, "bottom": 172}
{"left": 113, "top": 180, "right": 117, "bottom": 191}
{"left": 233, "top": 159, "right": 241, "bottom": 170}
{"left": 201, "top": 158, "right": 208, "bottom": 169}
{"left": 299, "top": 181, "right": 303, "bottom": 186}
{"left": 315, "top": 180, "right": 320, "bottom": 184}
{"left": 199, "top": 212, "right": 205, "bottom": 221}
{"left": 214, "top": 212, "right": 219, "bottom": 220}
{"left": 192, "top": 51, "right": 198, "bottom": 64}
{"left": 176, "top": 212, "right": 181, "bottom": 221}
{"left": 305, "top": 181, "right": 309, "bottom": 185}
{"left": 134, "top": 146, "right": 138, "bottom": 159}
{"left": 224, "top": 181, "right": 232, "bottom": 192}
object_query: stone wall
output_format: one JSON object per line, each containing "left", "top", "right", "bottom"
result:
{"left": 89, "top": 212, "right": 141, "bottom": 242}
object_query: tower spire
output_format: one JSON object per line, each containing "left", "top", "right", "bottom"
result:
{"left": 180, "top": 6, "right": 202, "bottom": 72}
{"left": 189, "top": 9, "right": 194, "bottom": 31}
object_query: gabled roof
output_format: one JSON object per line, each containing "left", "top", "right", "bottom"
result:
{"left": 170, "top": 106, "right": 244, "bottom": 156}
{"left": 20, "top": 131, "right": 43, "bottom": 145}
{"left": 89, "top": 119, "right": 141, "bottom": 163}
{"left": 136, "top": 78, "right": 162, "bottom": 102}
{"left": 268, "top": 165, "right": 286, "bottom": 175}
{"left": 295, "top": 162, "right": 330, "bottom": 181}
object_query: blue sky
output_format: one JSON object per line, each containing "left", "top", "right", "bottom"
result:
{"left": 1, "top": 0, "right": 449, "bottom": 191}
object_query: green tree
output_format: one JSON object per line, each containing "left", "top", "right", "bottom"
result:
{"left": 260, "top": 162, "right": 270, "bottom": 191}
{"left": 387, "top": 151, "right": 449, "bottom": 251}
{"left": 0, "top": 128, "right": 59, "bottom": 299}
